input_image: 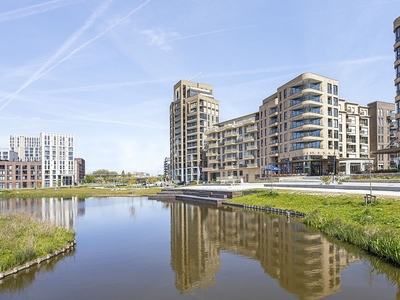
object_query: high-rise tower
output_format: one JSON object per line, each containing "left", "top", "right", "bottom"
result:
{"left": 170, "top": 80, "right": 220, "bottom": 183}
{"left": 394, "top": 16, "right": 400, "bottom": 140}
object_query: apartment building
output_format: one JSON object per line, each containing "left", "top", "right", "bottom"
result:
{"left": 74, "top": 158, "right": 85, "bottom": 184}
{"left": 170, "top": 80, "right": 220, "bottom": 183}
{"left": 9, "top": 135, "right": 41, "bottom": 162}
{"left": 203, "top": 113, "right": 259, "bottom": 183}
{"left": 0, "top": 161, "right": 42, "bottom": 189}
{"left": 338, "top": 101, "right": 371, "bottom": 173}
{"left": 0, "top": 149, "right": 18, "bottom": 162}
{"left": 259, "top": 73, "right": 340, "bottom": 176}
{"left": 395, "top": 16, "right": 400, "bottom": 138}
{"left": 10, "top": 132, "right": 74, "bottom": 187}
{"left": 367, "top": 101, "right": 396, "bottom": 170}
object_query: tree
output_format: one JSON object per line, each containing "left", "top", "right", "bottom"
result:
{"left": 83, "top": 174, "right": 96, "bottom": 183}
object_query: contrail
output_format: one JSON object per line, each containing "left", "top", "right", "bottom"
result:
{"left": 26, "top": 55, "right": 392, "bottom": 96}
{"left": 0, "top": 0, "right": 83, "bottom": 22}
{"left": 170, "top": 0, "right": 400, "bottom": 43}
{"left": 0, "top": 0, "right": 115, "bottom": 109}
{"left": 0, "top": 0, "right": 151, "bottom": 111}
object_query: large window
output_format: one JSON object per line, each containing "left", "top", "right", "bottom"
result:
{"left": 396, "top": 27, "right": 400, "bottom": 42}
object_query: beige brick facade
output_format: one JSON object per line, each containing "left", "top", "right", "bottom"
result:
{"left": 204, "top": 113, "right": 259, "bottom": 183}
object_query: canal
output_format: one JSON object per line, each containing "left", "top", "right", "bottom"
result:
{"left": 1, "top": 197, "right": 400, "bottom": 299}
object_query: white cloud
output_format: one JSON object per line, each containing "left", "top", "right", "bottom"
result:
{"left": 140, "top": 28, "right": 180, "bottom": 51}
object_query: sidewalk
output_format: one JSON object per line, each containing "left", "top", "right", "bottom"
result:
{"left": 182, "top": 180, "right": 400, "bottom": 197}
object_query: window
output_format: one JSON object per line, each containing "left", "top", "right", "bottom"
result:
{"left": 283, "top": 89, "right": 287, "bottom": 99}
{"left": 333, "top": 85, "right": 338, "bottom": 95}
{"left": 327, "top": 83, "right": 332, "bottom": 94}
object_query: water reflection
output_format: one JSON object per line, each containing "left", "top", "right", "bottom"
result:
{"left": 170, "top": 201, "right": 359, "bottom": 299}
{"left": 1, "top": 197, "right": 400, "bottom": 299}
{"left": 0, "top": 197, "right": 84, "bottom": 229}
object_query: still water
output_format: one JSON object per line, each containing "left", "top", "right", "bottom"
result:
{"left": 1, "top": 197, "right": 400, "bottom": 300}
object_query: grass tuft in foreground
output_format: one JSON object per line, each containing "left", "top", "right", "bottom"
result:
{"left": 228, "top": 189, "right": 400, "bottom": 266}
{"left": 0, "top": 212, "right": 75, "bottom": 272}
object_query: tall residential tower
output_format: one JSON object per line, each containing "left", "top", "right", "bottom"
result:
{"left": 170, "top": 80, "right": 220, "bottom": 183}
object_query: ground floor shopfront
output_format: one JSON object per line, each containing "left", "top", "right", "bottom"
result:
{"left": 276, "top": 157, "right": 373, "bottom": 176}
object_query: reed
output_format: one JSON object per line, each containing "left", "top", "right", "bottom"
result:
{"left": 228, "top": 190, "right": 400, "bottom": 266}
{"left": 0, "top": 212, "right": 75, "bottom": 272}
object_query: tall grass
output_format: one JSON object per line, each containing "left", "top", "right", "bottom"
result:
{"left": 228, "top": 190, "right": 400, "bottom": 266}
{"left": 0, "top": 212, "right": 75, "bottom": 272}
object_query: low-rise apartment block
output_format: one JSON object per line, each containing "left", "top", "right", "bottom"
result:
{"left": 204, "top": 113, "right": 259, "bottom": 182}
{"left": 0, "top": 161, "right": 42, "bottom": 189}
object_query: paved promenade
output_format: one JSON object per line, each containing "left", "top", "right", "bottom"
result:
{"left": 181, "top": 177, "right": 400, "bottom": 198}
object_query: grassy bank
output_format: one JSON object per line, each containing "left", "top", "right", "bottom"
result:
{"left": 0, "top": 212, "right": 75, "bottom": 272}
{"left": 228, "top": 190, "right": 400, "bottom": 266}
{"left": 0, "top": 186, "right": 162, "bottom": 199}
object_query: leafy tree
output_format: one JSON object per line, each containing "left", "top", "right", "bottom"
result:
{"left": 83, "top": 174, "right": 96, "bottom": 183}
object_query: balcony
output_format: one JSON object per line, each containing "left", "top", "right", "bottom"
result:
{"left": 346, "top": 139, "right": 356, "bottom": 144}
{"left": 269, "top": 108, "right": 278, "bottom": 115}
{"left": 269, "top": 139, "right": 279, "bottom": 145}
{"left": 291, "top": 119, "right": 323, "bottom": 130}
{"left": 205, "top": 152, "right": 215, "bottom": 157}
{"left": 246, "top": 126, "right": 257, "bottom": 133}
{"left": 208, "top": 159, "right": 220, "bottom": 164}
{"left": 290, "top": 96, "right": 322, "bottom": 108}
{"left": 360, "top": 131, "right": 368, "bottom": 137}
{"left": 208, "top": 142, "right": 218, "bottom": 148}
{"left": 225, "top": 131, "right": 238, "bottom": 138}
{"left": 290, "top": 83, "right": 322, "bottom": 96}
{"left": 242, "top": 118, "right": 256, "bottom": 125}
{"left": 205, "top": 135, "right": 217, "bottom": 142}
{"left": 203, "top": 167, "right": 217, "bottom": 172}
{"left": 291, "top": 108, "right": 322, "bottom": 121}
{"left": 346, "top": 148, "right": 356, "bottom": 153}
{"left": 244, "top": 155, "right": 255, "bottom": 160}
{"left": 225, "top": 140, "right": 236, "bottom": 146}
{"left": 225, "top": 165, "right": 238, "bottom": 170}
{"left": 246, "top": 163, "right": 259, "bottom": 168}
{"left": 225, "top": 156, "right": 237, "bottom": 161}
{"left": 243, "top": 136, "right": 255, "bottom": 142}
{"left": 247, "top": 145, "right": 258, "bottom": 150}
{"left": 225, "top": 148, "right": 238, "bottom": 154}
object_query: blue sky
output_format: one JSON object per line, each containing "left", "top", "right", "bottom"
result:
{"left": 1, "top": 0, "right": 399, "bottom": 175}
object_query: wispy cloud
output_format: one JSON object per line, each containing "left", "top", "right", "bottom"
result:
{"left": 141, "top": 28, "right": 180, "bottom": 50}
{"left": 0, "top": 0, "right": 83, "bottom": 22}
{"left": 0, "top": 0, "right": 114, "bottom": 111}
{"left": 25, "top": 55, "right": 392, "bottom": 96}
{"left": 0, "top": 0, "right": 151, "bottom": 112}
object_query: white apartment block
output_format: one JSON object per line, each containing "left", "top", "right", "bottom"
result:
{"left": 9, "top": 132, "right": 74, "bottom": 187}
{"left": 170, "top": 80, "right": 220, "bottom": 183}
{"left": 204, "top": 113, "right": 259, "bottom": 183}
{"left": 9, "top": 135, "right": 41, "bottom": 162}
{"left": 0, "top": 149, "right": 18, "bottom": 162}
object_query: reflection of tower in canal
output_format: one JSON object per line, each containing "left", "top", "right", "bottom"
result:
{"left": 0, "top": 197, "right": 83, "bottom": 229}
{"left": 170, "top": 202, "right": 221, "bottom": 291}
{"left": 169, "top": 202, "right": 358, "bottom": 298}
{"left": 218, "top": 210, "right": 358, "bottom": 300}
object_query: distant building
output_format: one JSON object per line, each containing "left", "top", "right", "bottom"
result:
{"left": 74, "top": 158, "right": 85, "bottom": 184}
{"left": 9, "top": 132, "right": 74, "bottom": 187}
{"left": 394, "top": 16, "right": 400, "bottom": 139}
{"left": 0, "top": 161, "right": 42, "bottom": 189}
{"left": 367, "top": 101, "right": 396, "bottom": 170}
{"left": 9, "top": 135, "right": 41, "bottom": 161}
{"left": 163, "top": 157, "right": 170, "bottom": 180}
{"left": 0, "top": 149, "right": 18, "bottom": 162}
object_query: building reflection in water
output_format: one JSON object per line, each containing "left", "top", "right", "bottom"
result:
{"left": 0, "top": 197, "right": 84, "bottom": 229}
{"left": 170, "top": 201, "right": 358, "bottom": 298}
